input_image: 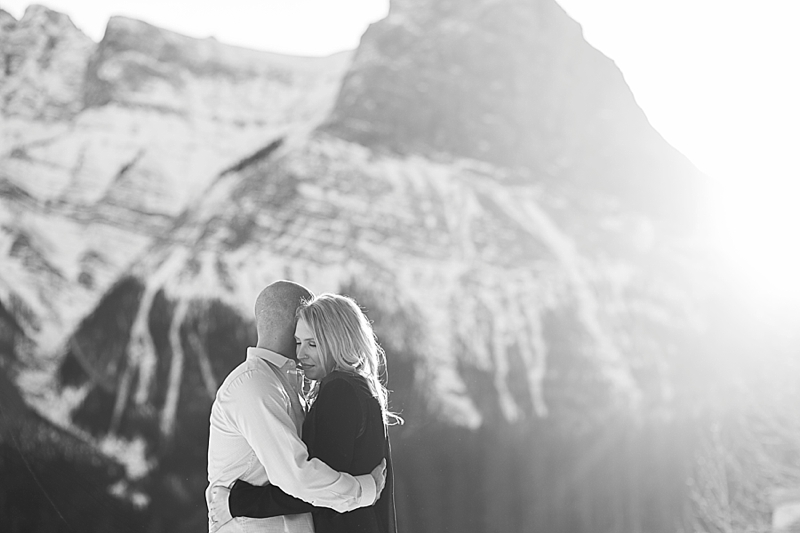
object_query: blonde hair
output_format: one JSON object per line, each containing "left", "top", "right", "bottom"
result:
{"left": 298, "top": 293, "right": 402, "bottom": 426}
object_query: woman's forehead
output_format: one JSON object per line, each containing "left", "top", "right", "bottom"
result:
{"left": 295, "top": 317, "right": 314, "bottom": 338}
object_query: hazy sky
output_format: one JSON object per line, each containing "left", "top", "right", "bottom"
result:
{"left": 2, "top": 0, "right": 799, "bottom": 303}
{"left": 556, "top": 0, "right": 800, "bottom": 304}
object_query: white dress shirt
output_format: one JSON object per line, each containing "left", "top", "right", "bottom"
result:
{"left": 206, "top": 347, "right": 377, "bottom": 532}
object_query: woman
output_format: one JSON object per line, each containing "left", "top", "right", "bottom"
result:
{"left": 215, "top": 293, "right": 400, "bottom": 533}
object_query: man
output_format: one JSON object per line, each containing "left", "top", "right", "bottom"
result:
{"left": 206, "top": 280, "right": 386, "bottom": 532}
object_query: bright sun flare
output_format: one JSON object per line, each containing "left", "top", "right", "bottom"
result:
{"left": 707, "top": 173, "right": 800, "bottom": 307}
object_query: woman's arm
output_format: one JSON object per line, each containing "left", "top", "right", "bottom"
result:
{"left": 228, "top": 377, "right": 364, "bottom": 518}
{"left": 228, "top": 478, "right": 314, "bottom": 518}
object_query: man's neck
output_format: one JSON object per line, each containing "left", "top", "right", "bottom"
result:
{"left": 255, "top": 343, "right": 296, "bottom": 361}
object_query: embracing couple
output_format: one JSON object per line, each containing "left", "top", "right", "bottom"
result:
{"left": 206, "top": 280, "right": 400, "bottom": 533}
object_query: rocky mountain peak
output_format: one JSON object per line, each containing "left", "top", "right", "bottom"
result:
{"left": 19, "top": 3, "right": 75, "bottom": 26}
{"left": 83, "top": 14, "right": 352, "bottom": 115}
{"left": 0, "top": 7, "right": 15, "bottom": 25}
{"left": 0, "top": 3, "right": 94, "bottom": 119}
{"left": 324, "top": 0, "right": 704, "bottom": 224}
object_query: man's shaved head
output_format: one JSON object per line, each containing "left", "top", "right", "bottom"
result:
{"left": 254, "top": 280, "right": 313, "bottom": 358}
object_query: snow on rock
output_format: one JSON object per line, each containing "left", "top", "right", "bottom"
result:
{"left": 83, "top": 133, "right": 679, "bottom": 436}
{"left": 0, "top": 10, "right": 352, "bottom": 370}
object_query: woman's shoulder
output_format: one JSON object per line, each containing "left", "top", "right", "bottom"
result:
{"left": 322, "top": 370, "right": 367, "bottom": 387}
{"left": 317, "top": 372, "right": 380, "bottom": 438}
{"left": 314, "top": 373, "right": 366, "bottom": 419}
{"left": 319, "top": 371, "right": 377, "bottom": 407}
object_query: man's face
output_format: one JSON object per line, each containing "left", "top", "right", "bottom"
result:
{"left": 295, "top": 317, "right": 328, "bottom": 380}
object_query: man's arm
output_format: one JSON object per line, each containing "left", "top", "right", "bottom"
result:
{"left": 228, "top": 371, "right": 377, "bottom": 513}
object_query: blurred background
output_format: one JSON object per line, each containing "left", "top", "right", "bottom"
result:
{"left": 1, "top": 1, "right": 799, "bottom": 532}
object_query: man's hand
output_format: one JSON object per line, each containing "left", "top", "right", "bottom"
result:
{"left": 369, "top": 459, "right": 387, "bottom": 504}
{"left": 208, "top": 485, "right": 233, "bottom": 533}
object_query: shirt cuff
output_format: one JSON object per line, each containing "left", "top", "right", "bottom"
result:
{"left": 355, "top": 473, "right": 377, "bottom": 506}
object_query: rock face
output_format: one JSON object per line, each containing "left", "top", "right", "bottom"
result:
{"left": 0, "top": 5, "right": 94, "bottom": 119}
{"left": 82, "top": 16, "right": 351, "bottom": 124}
{"left": 1, "top": 1, "right": 713, "bottom": 533}
{"left": 324, "top": 0, "right": 703, "bottom": 221}
{"left": 0, "top": 298, "right": 145, "bottom": 533}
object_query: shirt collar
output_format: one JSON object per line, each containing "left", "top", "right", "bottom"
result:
{"left": 247, "top": 346, "right": 296, "bottom": 369}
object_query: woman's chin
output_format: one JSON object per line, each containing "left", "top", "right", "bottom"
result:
{"left": 303, "top": 367, "right": 323, "bottom": 380}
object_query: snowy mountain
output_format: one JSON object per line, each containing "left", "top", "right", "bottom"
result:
{"left": 1, "top": 5, "right": 351, "bottom": 355}
{"left": 0, "top": 2, "right": 721, "bottom": 532}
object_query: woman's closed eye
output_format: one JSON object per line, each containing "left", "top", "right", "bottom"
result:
{"left": 296, "top": 339, "right": 317, "bottom": 347}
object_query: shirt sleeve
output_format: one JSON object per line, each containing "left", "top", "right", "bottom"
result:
{"left": 227, "top": 370, "right": 376, "bottom": 513}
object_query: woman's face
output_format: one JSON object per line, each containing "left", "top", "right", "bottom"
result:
{"left": 295, "top": 317, "right": 328, "bottom": 381}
